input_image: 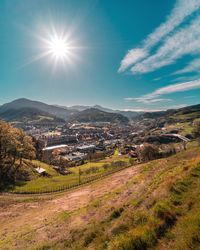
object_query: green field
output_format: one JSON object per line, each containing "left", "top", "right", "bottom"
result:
{"left": 10, "top": 150, "right": 131, "bottom": 194}
{"left": 165, "top": 122, "right": 193, "bottom": 136}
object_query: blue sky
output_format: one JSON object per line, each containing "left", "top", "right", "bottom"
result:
{"left": 1, "top": 0, "right": 200, "bottom": 111}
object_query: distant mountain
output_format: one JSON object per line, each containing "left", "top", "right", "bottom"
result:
{"left": 0, "top": 107, "right": 64, "bottom": 123}
{"left": 135, "top": 103, "right": 200, "bottom": 121}
{"left": 68, "top": 104, "right": 142, "bottom": 119}
{"left": 68, "top": 105, "right": 91, "bottom": 111}
{"left": 92, "top": 105, "right": 114, "bottom": 113}
{"left": 0, "top": 98, "right": 78, "bottom": 120}
{"left": 0, "top": 98, "right": 140, "bottom": 122}
{"left": 116, "top": 110, "right": 143, "bottom": 119}
{"left": 69, "top": 108, "right": 129, "bottom": 124}
{"left": 67, "top": 104, "right": 114, "bottom": 112}
{"left": 2, "top": 98, "right": 199, "bottom": 124}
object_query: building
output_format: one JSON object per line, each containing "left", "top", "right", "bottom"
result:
{"left": 77, "top": 144, "right": 96, "bottom": 153}
{"left": 35, "top": 167, "right": 46, "bottom": 176}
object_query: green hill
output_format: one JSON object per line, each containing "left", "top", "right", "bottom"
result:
{"left": 69, "top": 107, "right": 129, "bottom": 124}
{"left": 0, "top": 107, "right": 65, "bottom": 123}
{"left": 0, "top": 98, "right": 77, "bottom": 120}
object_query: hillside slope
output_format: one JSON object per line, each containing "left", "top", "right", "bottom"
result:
{"left": 0, "top": 107, "right": 65, "bottom": 123}
{"left": 69, "top": 108, "right": 129, "bottom": 124}
{"left": 0, "top": 145, "right": 200, "bottom": 249}
{"left": 136, "top": 103, "right": 200, "bottom": 121}
{"left": 0, "top": 98, "right": 77, "bottom": 120}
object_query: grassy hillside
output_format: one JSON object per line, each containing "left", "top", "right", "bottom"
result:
{"left": 9, "top": 152, "right": 130, "bottom": 194}
{"left": 69, "top": 108, "right": 129, "bottom": 124}
{"left": 0, "top": 143, "right": 200, "bottom": 249}
{"left": 0, "top": 107, "right": 64, "bottom": 123}
{"left": 0, "top": 98, "right": 77, "bottom": 120}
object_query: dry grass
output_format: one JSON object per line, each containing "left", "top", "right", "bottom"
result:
{"left": 0, "top": 146, "right": 200, "bottom": 249}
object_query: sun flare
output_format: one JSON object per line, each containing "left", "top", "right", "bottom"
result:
{"left": 22, "top": 25, "right": 83, "bottom": 70}
{"left": 48, "top": 37, "right": 70, "bottom": 59}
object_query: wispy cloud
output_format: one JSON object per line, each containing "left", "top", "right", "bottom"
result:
{"left": 123, "top": 104, "right": 187, "bottom": 112}
{"left": 125, "top": 97, "right": 172, "bottom": 104}
{"left": 119, "top": 0, "right": 200, "bottom": 74}
{"left": 172, "top": 75, "right": 200, "bottom": 82}
{"left": 131, "top": 16, "right": 200, "bottom": 74}
{"left": 174, "top": 58, "right": 200, "bottom": 74}
{"left": 125, "top": 79, "right": 200, "bottom": 103}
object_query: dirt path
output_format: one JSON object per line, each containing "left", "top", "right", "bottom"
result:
{"left": 0, "top": 165, "right": 141, "bottom": 249}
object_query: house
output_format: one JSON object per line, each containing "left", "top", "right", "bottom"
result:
{"left": 64, "top": 153, "right": 85, "bottom": 162}
{"left": 35, "top": 167, "right": 46, "bottom": 176}
{"left": 77, "top": 144, "right": 96, "bottom": 153}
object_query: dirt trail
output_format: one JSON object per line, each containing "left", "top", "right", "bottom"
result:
{"left": 0, "top": 165, "right": 141, "bottom": 248}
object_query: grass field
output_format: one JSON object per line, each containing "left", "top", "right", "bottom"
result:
{"left": 165, "top": 122, "right": 193, "bottom": 136}
{"left": 10, "top": 150, "right": 131, "bottom": 194}
{"left": 0, "top": 143, "right": 200, "bottom": 250}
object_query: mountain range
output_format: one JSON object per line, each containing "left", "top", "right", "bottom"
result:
{"left": 0, "top": 98, "right": 200, "bottom": 124}
{"left": 0, "top": 98, "right": 132, "bottom": 124}
{"left": 69, "top": 107, "right": 129, "bottom": 124}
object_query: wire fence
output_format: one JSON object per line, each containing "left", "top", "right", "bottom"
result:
{"left": 9, "top": 164, "right": 131, "bottom": 195}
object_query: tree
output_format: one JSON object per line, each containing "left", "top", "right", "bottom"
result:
{"left": 0, "top": 120, "right": 36, "bottom": 187}
{"left": 137, "top": 144, "right": 159, "bottom": 162}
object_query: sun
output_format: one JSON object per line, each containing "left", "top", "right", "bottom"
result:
{"left": 22, "top": 26, "right": 83, "bottom": 70}
{"left": 48, "top": 37, "right": 70, "bottom": 59}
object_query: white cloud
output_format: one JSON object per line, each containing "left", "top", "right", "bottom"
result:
{"left": 119, "top": 0, "right": 200, "bottom": 73}
{"left": 144, "top": 0, "right": 200, "bottom": 48}
{"left": 123, "top": 104, "right": 187, "bottom": 112}
{"left": 131, "top": 16, "right": 200, "bottom": 74}
{"left": 172, "top": 75, "right": 200, "bottom": 82}
{"left": 125, "top": 97, "right": 172, "bottom": 104}
{"left": 119, "top": 48, "right": 147, "bottom": 72}
{"left": 174, "top": 58, "right": 200, "bottom": 74}
{"left": 126, "top": 78, "right": 200, "bottom": 103}
{"left": 123, "top": 108, "right": 163, "bottom": 112}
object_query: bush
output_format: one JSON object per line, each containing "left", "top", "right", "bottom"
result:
{"left": 137, "top": 144, "right": 159, "bottom": 162}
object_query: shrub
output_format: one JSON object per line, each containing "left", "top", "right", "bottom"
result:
{"left": 137, "top": 144, "right": 159, "bottom": 162}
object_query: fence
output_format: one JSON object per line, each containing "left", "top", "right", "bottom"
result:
{"left": 10, "top": 164, "right": 132, "bottom": 195}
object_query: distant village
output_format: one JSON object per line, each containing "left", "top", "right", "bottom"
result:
{"left": 13, "top": 117, "right": 190, "bottom": 175}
